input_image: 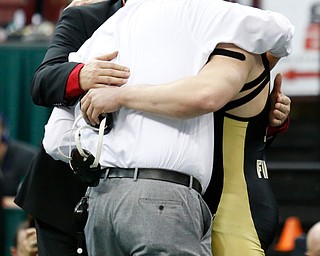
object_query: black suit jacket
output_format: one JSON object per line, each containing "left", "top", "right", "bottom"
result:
{"left": 15, "top": 1, "right": 122, "bottom": 237}
{"left": 30, "top": 1, "right": 121, "bottom": 107}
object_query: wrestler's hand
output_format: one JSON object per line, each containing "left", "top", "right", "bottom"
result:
{"left": 65, "top": 0, "right": 106, "bottom": 9}
{"left": 81, "top": 86, "right": 122, "bottom": 126}
{"left": 269, "top": 73, "right": 291, "bottom": 127}
{"left": 79, "top": 51, "right": 130, "bottom": 92}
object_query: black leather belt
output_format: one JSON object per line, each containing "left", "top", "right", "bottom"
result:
{"left": 100, "top": 167, "right": 202, "bottom": 194}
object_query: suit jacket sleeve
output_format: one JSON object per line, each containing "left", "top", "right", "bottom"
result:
{"left": 30, "top": 2, "right": 116, "bottom": 107}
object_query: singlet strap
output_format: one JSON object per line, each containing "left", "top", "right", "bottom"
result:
{"left": 261, "top": 53, "right": 270, "bottom": 70}
{"left": 241, "top": 53, "right": 270, "bottom": 91}
{"left": 223, "top": 74, "right": 269, "bottom": 111}
{"left": 209, "top": 48, "right": 246, "bottom": 61}
{"left": 241, "top": 69, "right": 268, "bottom": 92}
{"left": 223, "top": 53, "right": 270, "bottom": 111}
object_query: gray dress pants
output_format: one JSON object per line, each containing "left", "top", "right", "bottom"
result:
{"left": 85, "top": 178, "right": 212, "bottom": 256}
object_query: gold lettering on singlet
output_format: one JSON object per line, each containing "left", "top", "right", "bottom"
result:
{"left": 256, "top": 160, "right": 268, "bottom": 179}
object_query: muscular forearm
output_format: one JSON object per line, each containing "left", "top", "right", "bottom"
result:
{"left": 84, "top": 54, "right": 248, "bottom": 121}
{"left": 119, "top": 78, "right": 215, "bottom": 119}
{"left": 119, "top": 50, "right": 250, "bottom": 119}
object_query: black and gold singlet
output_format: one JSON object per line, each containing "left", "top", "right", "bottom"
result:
{"left": 203, "top": 52, "right": 278, "bottom": 256}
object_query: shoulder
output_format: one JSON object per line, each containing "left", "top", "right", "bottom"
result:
{"left": 62, "top": 1, "right": 113, "bottom": 21}
{"left": 59, "top": 1, "right": 120, "bottom": 34}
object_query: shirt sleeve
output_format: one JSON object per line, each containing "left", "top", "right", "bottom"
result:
{"left": 64, "top": 63, "right": 85, "bottom": 102}
{"left": 43, "top": 106, "right": 76, "bottom": 162}
{"left": 267, "top": 116, "right": 290, "bottom": 137}
{"left": 190, "top": 0, "right": 295, "bottom": 57}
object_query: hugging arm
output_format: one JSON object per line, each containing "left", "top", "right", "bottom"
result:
{"left": 80, "top": 44, "right": 255, "bottom": 124}
{"left": 81, "top": 48, "right": 290, "bottom": 130}
{"left": 30, "top": 2, "right": 129, "bottom": 107}
{"left": 30, "top": 6, "right": 93, "bottom": 107}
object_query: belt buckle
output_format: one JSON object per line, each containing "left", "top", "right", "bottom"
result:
{"left": 188, "top": 175, "right": 193, "bottom": 190}
{"left": 133, "top": 167, "right": 139, "bottom": 181}
{"left": 103, "top": 168, "right": 110, "bottom": 181}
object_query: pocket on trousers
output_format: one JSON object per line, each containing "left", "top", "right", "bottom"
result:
{"left": 198, "top": 195, "right": 213, "bottom": 256}
{"left": 138, "top": 198, "right": 183, "bottom": 213}
{"left": 199, "top": 195, "right": 213, "bottom": 240}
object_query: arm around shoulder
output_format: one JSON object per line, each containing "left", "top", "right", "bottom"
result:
{"left": 30, "top": 7, "right": 90, "bottom": 107}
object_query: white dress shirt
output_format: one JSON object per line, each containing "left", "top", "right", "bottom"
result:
{"left": 45, "top": 0, "right": 294, "bottom": 193}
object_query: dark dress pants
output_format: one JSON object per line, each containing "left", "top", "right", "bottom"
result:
{"left": 35, "top": 218, "right": 88, "bottom": 256}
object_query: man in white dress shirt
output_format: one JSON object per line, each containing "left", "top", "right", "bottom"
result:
{"left": 44, "top": 0, "right": 294, "bottom": 254}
